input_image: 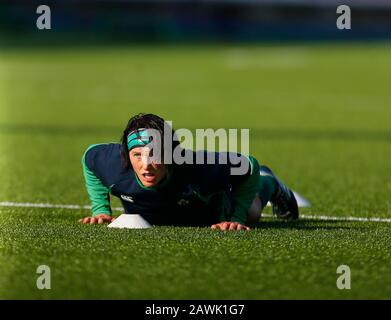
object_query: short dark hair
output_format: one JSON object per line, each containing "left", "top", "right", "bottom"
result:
{"left": 120, "top": 113, "right": 179, "bottom": 170}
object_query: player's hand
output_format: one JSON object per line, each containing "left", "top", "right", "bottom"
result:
{"left": 211, "top": 221, "right": 251, "bottom": 231}
{"left": 78, "top": 214, "right": 116, "bottom": 224}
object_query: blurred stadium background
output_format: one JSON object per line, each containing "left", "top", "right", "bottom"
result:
{"left": 1, "top": 0, "right": 391, "bottom": 43}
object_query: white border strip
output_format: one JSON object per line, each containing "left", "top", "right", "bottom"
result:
{"left": 0, "top": 201, "right": 390, "bottom": 223}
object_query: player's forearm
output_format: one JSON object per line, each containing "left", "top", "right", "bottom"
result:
{"left": 82, "top": 150, "right": 112, "bottom": 216}
{"left": 230, "top": 155, "right": 260, "bottom": 224}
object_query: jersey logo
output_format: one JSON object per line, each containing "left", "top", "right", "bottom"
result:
{"left": 177, "top": 199, "right": 190, "bottom": 206}
{"left": 121, "top": 195, "right": 134, "bottom": 203}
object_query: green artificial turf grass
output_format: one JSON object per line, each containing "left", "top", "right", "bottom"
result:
{"left": 0, "top": 43, "right": 390, "bottom": 299}
{"left": 0, "top": 207, "right": 390, "bottom": 299}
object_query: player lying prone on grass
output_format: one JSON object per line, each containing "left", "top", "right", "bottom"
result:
{"left": 79, "top": 113, "right": 298, "bottom": 230}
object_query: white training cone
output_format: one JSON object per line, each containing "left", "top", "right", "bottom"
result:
{"left": 108, "top": 214, "right": 152, "bottom": 229}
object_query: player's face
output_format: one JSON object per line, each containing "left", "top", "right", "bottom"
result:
{"left": 129, "top": 147, "right": 168, "bottom": 187}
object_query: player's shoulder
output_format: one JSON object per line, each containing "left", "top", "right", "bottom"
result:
{"left": 186, "top": 150, "right": 257, "bottom": 181}
{"left": 83, "top": 142, "right": 121, "bottom": 161}
{"left": 82, "top": 143, "right": 127, "bottom": 178}
{"left": 184, "top": 150, "right": 232, "bottom": 188}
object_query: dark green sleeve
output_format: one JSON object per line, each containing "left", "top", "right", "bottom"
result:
{"left": 230, "top": 155, "right": 260, "bottom": 224}
{"left": 82, "top": 145, "right": 112, "bottom": 216}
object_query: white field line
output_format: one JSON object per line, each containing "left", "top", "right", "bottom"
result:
{"left": 262, "top": 213, "right": 391, "bottom": 223}
{"left": 0, "top": 201, "right": 390, "bottom": 223}
{"left": 0, "top": 201, "right": 123, "bottom": 212}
